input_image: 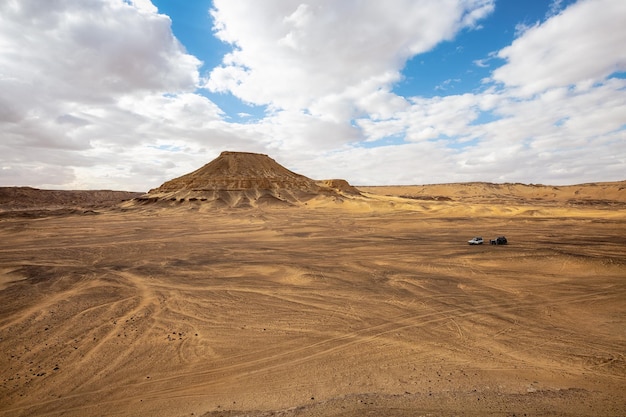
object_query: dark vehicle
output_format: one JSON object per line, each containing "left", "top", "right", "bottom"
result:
{"left": 490, "top": 236, "right": 507, "bottom": 245}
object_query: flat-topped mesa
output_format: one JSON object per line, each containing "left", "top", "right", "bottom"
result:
{"left": 152, "top": 151, "right": 320, "bottom": 193}
{"left": 140, "top": 151, "right": 360, "bottom": 208}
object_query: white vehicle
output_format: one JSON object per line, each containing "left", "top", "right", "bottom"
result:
{"left": 468, "top": 237, "right": 484, "bottom": 245}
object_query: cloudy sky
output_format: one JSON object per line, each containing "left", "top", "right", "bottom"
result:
{"left": 1, "top": 0, "right": 625, "bottom": 190}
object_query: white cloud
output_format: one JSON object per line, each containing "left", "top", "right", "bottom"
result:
{"left": 206, "top": 0, "right": 495, "bottom": 114}
{"left": 0, "top": 0, "right": 210, "bottom": 189}
{"left": 341, "top": 0, "right": 626, "bottom": 185}
{"left": 546, "top": 0, "right": 565, "bottom": 18}
{"left": 0, "top": 0, "right": 624, "bottom": 190}
{"left": 128, "top": 0, "right": 158, "bottom": 14}
{"left": 347, "top": 77, "right": 625, "bottom": 185}
{"left": 492, "top": 0, "right": 626, "bottom": 96}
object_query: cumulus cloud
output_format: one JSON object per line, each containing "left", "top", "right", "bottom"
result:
{"left": 330, "top": 0, "right": 626, "bottom": 185}
{"left": 201, "top": 0, "right": 623, "bottom": 186}
{"left": 0, "top": 1, "right": 200, "bottom": 105}
{"left": 0, "top": 0, "right": 624, "bottom": 190}
{"left": 0, "top": 0, "right": 222, "bottom": 189}
{"left": 206, "top": 0, "right": 495, "bottom": 114}
{"left": 492, "top": 0, "right": 626, "bottom": 96}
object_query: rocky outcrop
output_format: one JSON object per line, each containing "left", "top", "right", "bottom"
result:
{"left": 138, "top": 151, "right": 360, "bottom": 208}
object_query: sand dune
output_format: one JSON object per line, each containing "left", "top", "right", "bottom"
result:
{"left": 360, "top": 181, "right": 626, "bottom": 205}
{"left": 1, "top": 156, "right": 625, "bottom": 416}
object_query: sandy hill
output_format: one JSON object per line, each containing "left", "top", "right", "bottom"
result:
{"left": 135, "top": 151, "right": 360, "bottom": 209}
{"left": 359, "top": 181, "right": 626, "bottom": 206}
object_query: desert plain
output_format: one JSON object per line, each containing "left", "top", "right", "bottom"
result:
{"left": 1, "top": 180, "right": 625, "bottom": 416}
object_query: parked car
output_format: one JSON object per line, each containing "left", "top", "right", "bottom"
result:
{"left": 468, "top": 237, "right": 484, "bottom": 245}
{"left": 490, "top": 236, "right": 507, "bottom": 245}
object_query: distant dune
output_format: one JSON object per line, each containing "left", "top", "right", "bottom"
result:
{"left": 360, "top": 181, "right": 626, "bottom": 206}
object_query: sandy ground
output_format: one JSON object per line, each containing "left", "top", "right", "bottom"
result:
{"left": 1, "top": 187, "right": 625, "bottom": 416}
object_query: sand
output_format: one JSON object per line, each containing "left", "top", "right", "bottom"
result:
{"left": 1, "top": 184, "right": 625, "bottom": 417}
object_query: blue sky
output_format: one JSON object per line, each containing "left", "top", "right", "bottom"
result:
{"left": 155, "top": 1, "right": 577, "bottom": 112}
{"left": 0, "top": 0, "right": 624, "bottom": 190}
{"left": 155, "top": 0, "right": 573, "bottom": 117}
{"left": 152, "top": 0, "right": 264, "bottom": 121}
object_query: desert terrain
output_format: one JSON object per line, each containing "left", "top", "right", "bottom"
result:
{"left": 1, "top": 155, "right": 625, "bottom": 417}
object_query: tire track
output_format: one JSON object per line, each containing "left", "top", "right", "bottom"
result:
{"left": 62, "top": 270, "right": 161, "bottom": 391}
{"left": 2, "top": 283, "right": 623, "bottom": 417}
